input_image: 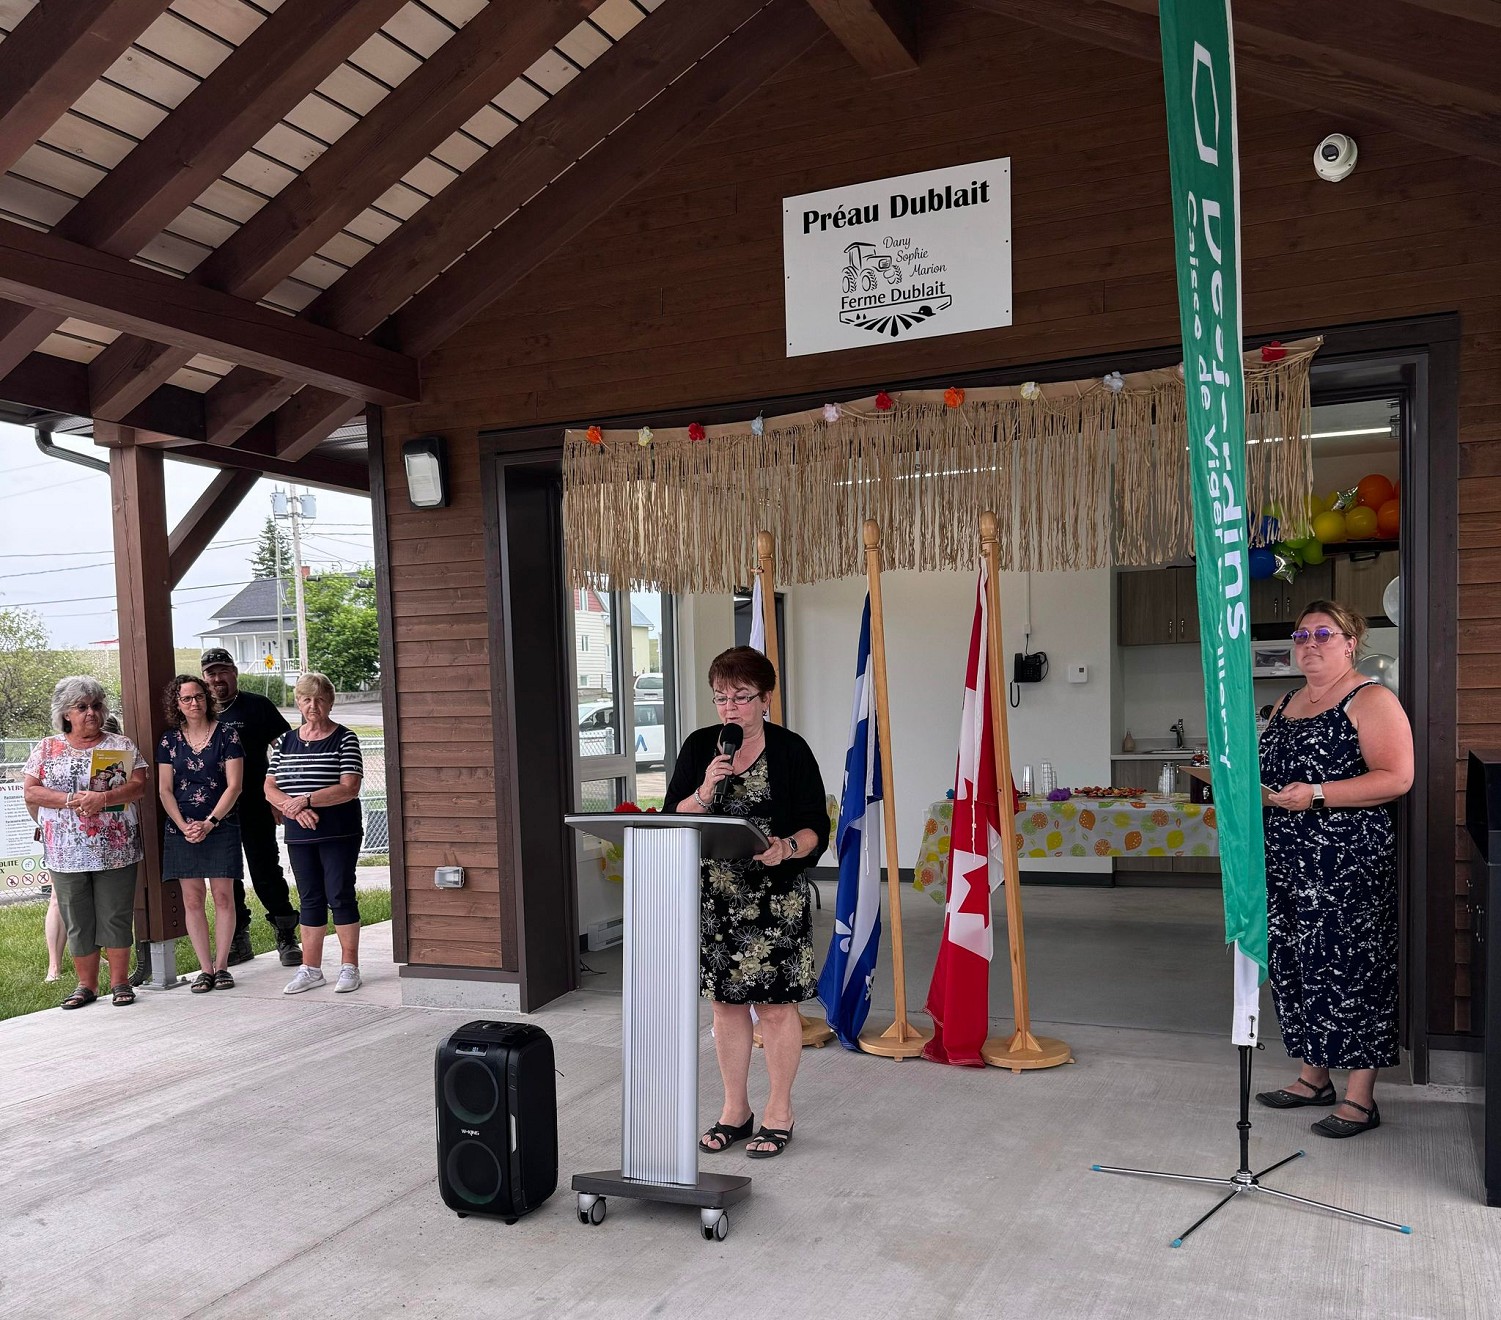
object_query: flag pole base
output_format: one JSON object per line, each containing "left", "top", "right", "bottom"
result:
{"left": 981, "top": 1031, "right": 1073, "bottom": 1072}
{"left": 753, "top": 1013, "right": 835, "bottom": 1050}
{"left": 857, "top": 1017, "right": 932, "bottom": 1059}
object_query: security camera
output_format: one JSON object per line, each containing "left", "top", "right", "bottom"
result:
{"left": 1314, "top": 133, "right": 1358, "bottom": 182}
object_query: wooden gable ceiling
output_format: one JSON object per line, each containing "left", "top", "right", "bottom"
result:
{"left": 0, "top": 0, "right": 1493, "bottom": 489}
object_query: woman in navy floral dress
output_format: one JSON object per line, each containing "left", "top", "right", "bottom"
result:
{"left": 157, "top": 675, "right": 244, "bottom": 993}
{"left": 1256, "top": 601, "right": 1413, "bottom": 1137}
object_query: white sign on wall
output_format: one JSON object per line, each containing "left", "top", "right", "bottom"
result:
{"left": 782, "top": 157, "right": 1012, "bottom": 358}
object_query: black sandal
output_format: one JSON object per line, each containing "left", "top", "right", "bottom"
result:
{"left": 1311, "top": 1098, "right": 1381, "bottom": 1138}
{"left": 1254, "top": 1078, "right": 1336, "bottom": 1109}
{"left": 699, "top": 1114, "right": 755, "bottom": 1153}
{"left": 110, "top": 983, "right": 135, "bottom": 1006}
{"left": 61, "top": 985, "right": 96, "bottom": 1010}
{"left": 190, "top": 971, "right": 215, "bottom": 994}
{"left": 213, "top": 969, "right": 234, "bottom": 990}
{"left": 745, "top": 1124, "right": 794, "bottom": 1159}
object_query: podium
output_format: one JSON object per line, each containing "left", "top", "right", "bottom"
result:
{"left": 564, "top": 812, "right": 769, "bottom": 1241}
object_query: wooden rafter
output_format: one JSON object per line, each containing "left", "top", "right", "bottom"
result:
{"left": 167, "top": 467, "right": 260, "bottom": 588}
{"left": 195, "top": 0, "right": 781, "bottom": 450}
{"left": 87, "top": 0, "right": 596, "bottom": 422}
{"left": 960, "top": 0, "right": 1501, "bottom": 165}
{"left": 805, "top": 0, "right": 919, "bottom": 75}
{"left": 0, "top": 0, "right": 408, "bottom": 379}
{"left": 0, "top": 0, "right": 174, "bottom": 175}
{"left": 0, "top": 218, "right": 420, "bottom": 404}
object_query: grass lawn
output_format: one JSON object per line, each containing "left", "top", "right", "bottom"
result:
{"left": 0, "top": 887, "right": 392, "bottom": 1022}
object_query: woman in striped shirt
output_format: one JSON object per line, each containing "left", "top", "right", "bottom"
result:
{"left": 266, "top": 672, "right": 365, "bottom": 995}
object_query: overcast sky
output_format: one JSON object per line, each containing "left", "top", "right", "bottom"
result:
{"left": 0, "top": 421, "right": 373, "bottom": 650}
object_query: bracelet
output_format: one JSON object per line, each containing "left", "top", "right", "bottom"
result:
{"left": 692, "top": 789, "right": 711, "bottom": 809}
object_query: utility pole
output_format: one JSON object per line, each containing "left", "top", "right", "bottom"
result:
{"left": 272, "top": 491, "right": 286, "bottom": 681}
{"left": 289, "top": 486, "right": 309, "bottom": 680}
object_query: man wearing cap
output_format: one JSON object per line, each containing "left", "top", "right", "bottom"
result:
{"left": 200, "top": 648, "right": 301, "bottom": 966}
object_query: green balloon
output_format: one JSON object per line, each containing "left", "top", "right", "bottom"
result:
{"left": 1275, "top": 540, "right": 1304, "bottom": 565}
{"left": 1301, "top": 540, "right": 1326, "bottom": 565}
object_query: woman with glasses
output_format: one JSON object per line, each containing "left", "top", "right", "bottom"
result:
{"left": 665, "top": 646, "right": 829, "bottom": 1159}
{"left": 1255, "top": 600, "right": 1413, "bottom": 1137}
{"left": 157, "top": 675, "right": 244, "bottom": 993}
{"left": 22, "top": 678, "right": 148, "bottom": 1008}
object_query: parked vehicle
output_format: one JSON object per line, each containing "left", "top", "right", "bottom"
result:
{"left": 633, "top": 672, "right": 664, "bottom": 697}
{"left": 578, "top": 700, "right": 666, "bottom": 769}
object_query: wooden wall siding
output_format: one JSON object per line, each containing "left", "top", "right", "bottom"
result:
{"left": 379, "top": 1, "right": 1500, "bottom": 1023}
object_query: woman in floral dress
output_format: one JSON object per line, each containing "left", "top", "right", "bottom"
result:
{"left": 667, "top": 647, "right": 829, "bottom": 1159}
{"left": 157, "top": 675, "right": 244, "bottom": 993}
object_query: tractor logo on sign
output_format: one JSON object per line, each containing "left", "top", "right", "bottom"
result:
{"left": 837, "top": 241, "right": 953, "bottom": 340}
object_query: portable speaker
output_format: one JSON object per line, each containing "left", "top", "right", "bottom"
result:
{"left": 435, "top": 1020, "right": 557, "bottom": 1222}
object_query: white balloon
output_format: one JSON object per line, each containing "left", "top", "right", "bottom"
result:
{"left": 1382, "top": 576, "right": 1400, "bottom": 623}
{"left": 1357, "top": 652, "right": 1399, "bottom": 693}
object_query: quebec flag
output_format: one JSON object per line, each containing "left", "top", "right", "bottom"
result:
{"left": 817, "top": 596, "right": 883, "bottom": 1049}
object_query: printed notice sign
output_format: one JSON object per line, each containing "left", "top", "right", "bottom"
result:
{"left": 1, "top": 780, "right": 48, "bottom": 894}
{"left": 782, "top": 158, "right": 1012, "bottom": 358}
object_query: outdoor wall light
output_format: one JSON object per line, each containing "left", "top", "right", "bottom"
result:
{"left": 403, "top": 434, "right": 449, "bottom": 509}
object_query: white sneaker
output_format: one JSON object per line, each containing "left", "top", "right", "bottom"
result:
{"left": 283, "top": 966, "right": 326, "bottom": 995}
{"left": 334, "top": 964, "right": 361, "bottom": 994}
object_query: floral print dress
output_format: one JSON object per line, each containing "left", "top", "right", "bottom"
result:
{"left": 699, "top": 754, "right": 816, "bottom": 1004}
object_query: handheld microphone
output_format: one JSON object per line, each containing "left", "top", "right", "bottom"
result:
{"left": 713, "top": 723, "right": 744, "bottom": 809}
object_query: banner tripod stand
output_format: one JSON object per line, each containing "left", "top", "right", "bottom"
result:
{"left": 1092, "top": 1043, "right": 1411, "bottom": 1247}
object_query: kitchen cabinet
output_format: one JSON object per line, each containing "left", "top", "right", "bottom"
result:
{"left": 1250, "top": 560, "right": 1333, "bottom": 634}
{"left": 1109, "top": 758, "right": 1221, "bottom": 877}
{"left": 1118, "top": 566, "right": 1199, "bottom": 646}
{"left": 1334, "top": 550, "right": 1400, "bottom": 625}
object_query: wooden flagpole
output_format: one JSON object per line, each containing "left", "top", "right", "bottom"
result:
{"left": 857, "top": 518, "right": 932, "bottom": 1060}
{"left": 976, "top": 511, "right": 1072, "bottom": 1072}
{"left": 755, "top": 528, "right": 834, "bottom": 1050}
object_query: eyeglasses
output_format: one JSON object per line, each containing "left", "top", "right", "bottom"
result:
{"left": 1291, "top": 627, "right": 1347, "bottom": 647}
{"left": 71, "top": 701, "right": 105, "bottom": 714}
{"left": 179, "top": 693, "right": 207, "bottom": 704}
{"left": 711, "top": 690, "right": 762, "bottom": 707}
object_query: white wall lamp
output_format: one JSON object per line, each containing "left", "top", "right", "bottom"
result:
{"left": 402, "top": 434, "right": 449, "bottom": 509}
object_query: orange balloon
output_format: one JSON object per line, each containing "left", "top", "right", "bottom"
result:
{"left": 1357, "top": 473, "right": 1395, "bottom": 509}
{"left": 1345, "top": 505, "right": 1379, "bottom": 539}
{"left": 1376, "top": 498, "right": 1400, "bottom": 538}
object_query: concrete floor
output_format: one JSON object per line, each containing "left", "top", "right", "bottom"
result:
{"left": 2, "top": 888, "right": 1494, "bottom": 1320}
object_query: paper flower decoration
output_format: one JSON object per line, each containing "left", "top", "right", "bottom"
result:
{"left": 823, "top": 402, "right": 842, "bottom": 423}
{"left": 585, "top": 424, "right": 603, "bottom": 445}
{"left": 1020, "top": 381, "right": 1040, "bottom": 400}
{"left": 874, "top": 391, "right": 894, "bottom": 412}
{"left": 637, "top": 426, "right": 653, "bottom": 447}
{"left": 1260, "top": 340, "right": 1287, "bottom": 363}
{"left": 944, "top": 386, "right": 965, "bottom": 408}
{"left": 687, "top": 422, "right": 707, "bottom": 442}
{"left": 750, "top": 413, "right": 765, "bottom": 436}
{"left": 1102, "top": 371, "right": 1125, "bottom": 393}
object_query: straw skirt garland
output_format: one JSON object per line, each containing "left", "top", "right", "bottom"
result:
{"left": 563, "top": 338, "right": 1319, "bottom": 592}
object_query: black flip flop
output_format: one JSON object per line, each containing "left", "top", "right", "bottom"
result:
{"left": 190, "top": 971, "right": 215, "bottom": 994}
{"left": 745, "top": 1125, "right": 794, "bottom": 1159}
{"left": 699, "top": 1114, "right": 755, "bottom": 1153}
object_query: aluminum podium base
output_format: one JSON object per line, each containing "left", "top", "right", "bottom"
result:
{"left": 565, "top": 812, "right": 769, "bottom": 1242}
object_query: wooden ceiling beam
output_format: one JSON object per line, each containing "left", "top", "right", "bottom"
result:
{"left": 88, "top": 0, "right": 595, "bottom": 422}
{"left": 167, "top": 467, "right": 260, "bottom": 588}
{"left": 960, "top": 0, "right": 1501, "bottom": 165}
{"left": 272, "top": 0, "right": 832, "bottom": 463}
{"left": 0, "top": 0, "right": 407, "bottom": 378}
{"left": 0, "top": 0, "right": 175, "bottom": 176}
{"left": 0, "top": 218, "right": 420, "bottom": 404}
{"left": 193, "top": 0, "right": 782, "bottom": 449}
{"left": 805, "top": 0, "right": 920, "bottom": 75}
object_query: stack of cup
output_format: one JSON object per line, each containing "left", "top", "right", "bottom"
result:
{"left": 1020, "top": 765, "right": 1034, "bottom": 795}
{"left": 1039, "top": 762, "right": 1056, "bottom": 795}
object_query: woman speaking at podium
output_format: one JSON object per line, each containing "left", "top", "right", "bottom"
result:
{"left": 666, "top": 646, "right": 828, "bottom": 1160}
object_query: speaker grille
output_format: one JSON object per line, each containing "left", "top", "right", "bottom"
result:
{"left": 445, "top": 1140, "right": 503, "bottom": 1206}
{"left": 443, "top": 1056, "right": 500, "bottom": 1124}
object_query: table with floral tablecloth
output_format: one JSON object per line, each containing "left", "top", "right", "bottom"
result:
{"left": 913, "top": 794, "right": 1217, "bottom": 898}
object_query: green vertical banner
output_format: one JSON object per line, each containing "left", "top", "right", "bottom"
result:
{"left": 1159, "top": 0, "right": 1268, "bottom": 1043}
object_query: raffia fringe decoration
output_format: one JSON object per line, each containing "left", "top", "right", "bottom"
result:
{"left": 563, "top": 338, "right": 1319, "bottom": 592}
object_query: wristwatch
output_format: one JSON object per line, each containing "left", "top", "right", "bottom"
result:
{"left": 1310, "top": 786, "right": 1326, "bottom": 810}
{"left": 207, "top": 814, "right": 221, "bottom": 827}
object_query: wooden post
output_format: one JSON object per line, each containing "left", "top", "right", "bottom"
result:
{"left": 754, "top": 529, "right": 833, "bottom": 1049}
{"left": 104, "top": 426, "right": 185, "bottom": 947}
{"left": 976, "top": 511, "right": 1071, "bottom": 1072}
{"left": 857, "top": 518, "right": 932, "bottom": 1059}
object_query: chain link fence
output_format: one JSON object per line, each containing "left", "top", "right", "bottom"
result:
{"left": 3, "top": 735, "right": 389, "bottom": 858}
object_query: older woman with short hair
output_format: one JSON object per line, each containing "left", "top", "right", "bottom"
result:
{"left": 22, "top": 678, "right": 148, "bottom": 1008}
{"left": 266, "top": 673, "right": 365, "bottom": 995}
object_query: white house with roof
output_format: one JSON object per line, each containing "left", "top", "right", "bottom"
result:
{"left": 200, "top": 578, "right": 297, "bottom": 676}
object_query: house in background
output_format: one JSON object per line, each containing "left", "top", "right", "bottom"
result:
{"left": 200, "top": 578, "right": 296, "bottom": 676}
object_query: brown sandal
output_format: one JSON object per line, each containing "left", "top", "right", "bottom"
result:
{"left": 110, "top": 983, "right": 136, "bottom": 1006}
{"left": 61, "top": 985, "right": 97, "bottom": 1010}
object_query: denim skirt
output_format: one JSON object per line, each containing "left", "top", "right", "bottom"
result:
{"left": 163, "top": 819, "right": 244, "bottom": 880}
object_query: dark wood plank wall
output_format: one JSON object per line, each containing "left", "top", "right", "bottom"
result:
{"left": 378, "top": 1, "right": 1500, "bottom": 1017}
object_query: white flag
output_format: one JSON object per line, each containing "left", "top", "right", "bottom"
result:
{"left": 749, "top": 574, "right": 766, "bottom": 653}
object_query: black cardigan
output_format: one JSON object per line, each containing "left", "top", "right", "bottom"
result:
{"left": 664, "top": 721, "right": 830, "bottom": 876}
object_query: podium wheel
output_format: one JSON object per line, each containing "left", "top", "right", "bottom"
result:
{"left": 700, "top": 1209, "right": 728, "bottom": 1241}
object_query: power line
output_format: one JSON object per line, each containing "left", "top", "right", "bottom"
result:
{"left": 1, "top": 578, "right": 249, "bottom": 608}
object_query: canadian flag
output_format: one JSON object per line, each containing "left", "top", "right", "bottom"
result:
{"left": 923, "top": 563, "right": 1006, "bottom": 1067}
